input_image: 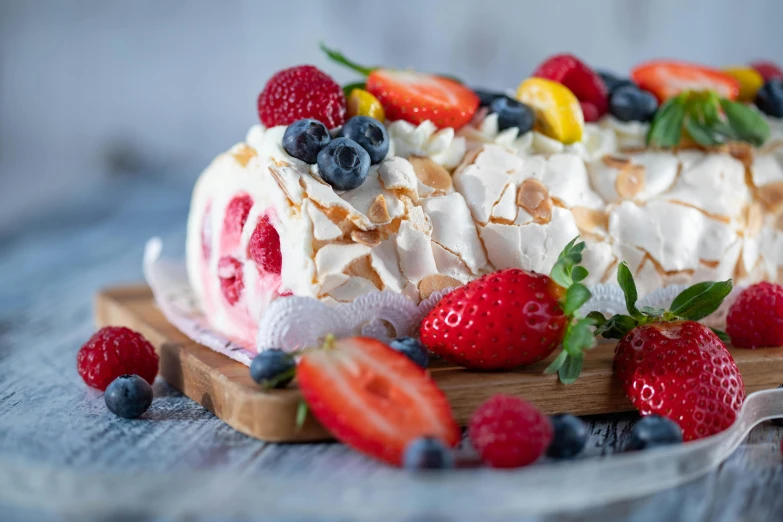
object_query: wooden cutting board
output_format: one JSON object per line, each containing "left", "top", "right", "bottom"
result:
{"left": 95, "top": 285, "right": 783, "bottom": 443}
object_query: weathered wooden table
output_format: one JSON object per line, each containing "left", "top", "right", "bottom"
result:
{"left": 1, "top": 178, "right": 781, "bottom": 521}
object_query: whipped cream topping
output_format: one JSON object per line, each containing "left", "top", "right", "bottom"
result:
{"left": 387, "top": 120, "right": 466, "bottom": 170}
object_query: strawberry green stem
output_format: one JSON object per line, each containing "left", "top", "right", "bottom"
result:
{"left": 322, "top": 334, "right": 336, "bottom": 350}
{"left": 320, "top": 43, "right": 377, "bottom": 77}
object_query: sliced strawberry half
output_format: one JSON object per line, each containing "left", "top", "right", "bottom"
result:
{"left": 750, "top": 61, "right": 783, "bottom": 82}
{"left": 366, "top": 69, "right": 479, "bottom": 129}
{"left": 532, "top": 54, "right": 609, "bottom": 118}
{"left": 297, "top": 336, "right": 460, "bottom": 466}
{"left": 631, "top": 60, "right": 740, "bottom": 101}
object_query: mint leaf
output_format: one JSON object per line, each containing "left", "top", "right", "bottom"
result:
{"left": 343, "top": 82, "right": 366, "bottom": 97}
{"left": 711, "top": 328, "right": 731, "bottom": 343}
{"left": 670, "top": 279, "right": 733, "bottom": 321}
{"left": 320, "top": 42, "right": 377, "bottom": 76}
{"left": 544, "top": 350, "right": 568, "bottom": 375}
{"left": 720, "top": 99, "right": 770, "bottom": 147}
{"left": 594, "top": 314, "right": 637, "bottom": 339}
{"left": 647, "top": 95, "right": 686, "bottom": 148}
{"left": 549, "top": 237, "right": 586, "bottom": 289}
{"left": 558, "top": 353, "right": 584, "bottom": 385}
{"left": 295, "top": 401, "right": 309, "bottom": 431}
{"left": 562, "top": 283, "right": 592, "bottom": 316}
{"left": 617, "top": 262, "right": 642, "bottom": 318}
{"left": 684, "top": 109, "right": 722, "bottom": 146}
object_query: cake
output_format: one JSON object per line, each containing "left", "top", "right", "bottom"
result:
{"left": 186, "top": 50, "right": 783, "bottom": 349}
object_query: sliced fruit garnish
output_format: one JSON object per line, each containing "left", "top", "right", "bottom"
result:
{"left": 723, "top": 67, "right": 764, "bottom": 102}
{"left": 750, "top": 61, "right": 783, "bottom": 82}
{"left": 321, "top": 43, "right": 479, "bottom": 129}
{"left": 532, "top": 54, "right": 609, "bottom": 118}
{"left": 516, "top": 78, "right": 584, "bottom": 144}
{"left": 346, "top": 88, "right": 386, "bottom": 121}
{"left": 297, "top": 336, "right": 460, "bottom": 466}
{"left": 631, "top": 60, "right": 740, "bottom": 102}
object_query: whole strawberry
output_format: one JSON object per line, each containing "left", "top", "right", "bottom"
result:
{"left": 420, "top": 238, "right": 597, "bottom": 383}
{"left": 257, "top": 65, "right": 346, "bottom": 128}
{"left": 726, "top": 281, "right": 783, "bottom": 348}
{"left": 596, "top": 264, "right": 745, "bottom": 441}
{"left": 469, "top": 395, "right": 553, "bottom": 468}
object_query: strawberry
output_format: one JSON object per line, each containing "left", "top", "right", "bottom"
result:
{"left": 257, "top": 65, "right": 346, "bottom": 128}
{"left": 726, "top": 281, "right": 783, "bottom": 348}
{"left": 750, "top": 61, "right": 783, "bottom": 82}
{"left": 321, "top": 44, "right": 479, "bottom": 129}
{"left": 595, "top": 263, "right": 745, "bottom": 441}
{"left": 296, "top": 336, "right": 460, "bottom": 467}
{"left": 630, "top": 60, "right": 740, "bottom": 102}
{"left": 420, "top": 238, "right": 598, "bottom": 383}
{"left": 532, "top": 54, "right": 609, "bottom": 118}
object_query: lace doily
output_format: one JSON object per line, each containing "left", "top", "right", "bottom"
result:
{"left": 144, "top": 238, "right": 741, "bottom": 365}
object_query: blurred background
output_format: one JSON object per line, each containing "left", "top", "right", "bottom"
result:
{"left": 1, "top": 0, "right": 782, "bottom": 235}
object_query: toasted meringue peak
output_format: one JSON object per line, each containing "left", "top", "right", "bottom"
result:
{"left": 387, "top": 120, "right": 467, "bottom": 169}
{"left": 662, "top": 153, "right": 748, "bottom": 218}
{"left": 396, "top": 221, "right": 438, "bottom": 284}
{"left": 420, "top": 193, "right": 488, "bottom": 274}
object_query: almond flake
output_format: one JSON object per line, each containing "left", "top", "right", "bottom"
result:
{"left": 409, "top": 156, "right": 453, "bottom": 191}
{"left": 516, "top": 178, "right": 552, "bottom": 224}
{"left": 368, "top": 194, "right": 391, "bottom": 224}
{"left": 615, "top": 164, "right": 645, "bottom": 198}
{"left": 756, "top": 180, "right": 783, "bottom": 212}
{"left": 418, "top": 274, "right": 462, "bottom": 300}
{"left": 602, "top": 155, "right": 631, "bottom": 169}
{"left": 351, "top": 228, "right": 382, "bottom": 247}
{"left": 231, "top": 144, "right": 257, "bottom": 167}
{"left": 572, "top": 206, "right": 609, "bottom": 236}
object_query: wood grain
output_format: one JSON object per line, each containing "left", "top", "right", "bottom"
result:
{"left": 95, "top": 285, "right": 783, "bottom": 443}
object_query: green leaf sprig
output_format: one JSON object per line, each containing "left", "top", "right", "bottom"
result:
{"left": 593, "top": 262, "right": 733, "bottom": 341}
{"left": 647, "top": 90, "right": 770, "bottom": 148}
{"left": 544, "top": 238, "right": 602, "bottom": 385}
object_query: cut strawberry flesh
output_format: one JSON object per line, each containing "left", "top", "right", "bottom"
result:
{"left": 221, "top": 194, "right": 253, "bottom": 253}
{"left": 248, "top": 215, "right": 282, "bottom": 275}
{"left": 366, "top": 69, "right": 479, "bottom": 129}
{"left": 631, "top": 61, "right": 740, "bottom": 101}
{"left": 218, "top": 256, "right": 244, "bottom": 305}
{"left": 297, "top": 337, "right": 460, "bottom": 466}
{"left": 533, "top": 54, "right": 609, "bottom": 117}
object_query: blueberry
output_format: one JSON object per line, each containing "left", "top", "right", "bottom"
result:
{"left": 341, "top": 116, "right": 389, "bottom": 164}
{"left": 403, "top": 437, "right": 455, "bottom": 470}
{"left": 598, "top": 70, "right": 635, "bottom": 94}
{"left": 547, "top": 413, "right": 588, "bottom": 459}
{"left": 489, "top": 96, "right": 535, "bottom": 134}
{"left": 609, "top": 85, "right": 659, "bottom": 123}
{"left": 474, "top": 88, "right": 505, "bottom": 107}
{"left": 282, "top": 119, "right": 331, "bottom": 164}
{"left": 104, "top": 374, "right": 153, "bottom": 419}
{"left": 755, "top": 79, "right": 783, "bottom": 118}
{"left": 389, "top": 337, "right": 429, "bottom": 369}
{"left": 773, "top": 384, "right": 783, "bottom": 427}
{"left": 250, "top": 349, "right": 296, "bottom": 389}
{"left": 626, "top": 415, "right": 683, "bottom": 451}
{"left": 317, "top": 137, "right": 370, "bottom": 191}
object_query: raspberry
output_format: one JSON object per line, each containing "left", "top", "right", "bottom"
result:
{"left": 468, "top": 395, "right": 553, "bottom": 468}
{"left": 533, "top": 54, "right": 609, "bottom": 117}
{"left": 257, "top": 65, "right": 346, "bottom": 128}
{"left": 76, "top": 327, "right": 159, "bottom": 391}
{"left": 726, "top": 282, "right": 783, "bottom": 348}
{"left": 218, "top": 256, "right": 244, "bottom": 305}
{"left": 248, "top": 215, "right": 282, "bottom": 274}
{"left": 223, "top": 194, "right": 253, "bottom": 240}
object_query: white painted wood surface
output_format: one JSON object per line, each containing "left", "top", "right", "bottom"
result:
{"left": 1, "top": 178, "right": 782, "bottom": 521}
